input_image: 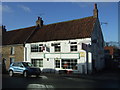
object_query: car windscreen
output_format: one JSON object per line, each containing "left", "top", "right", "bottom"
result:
{"left": 22, "top": 62, "right": 33, "bottom": 67}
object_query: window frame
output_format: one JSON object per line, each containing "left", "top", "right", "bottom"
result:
{"left": 54, "top": 43, "right": 61, "bottom": 52}
{"left": 55, "top": 59, "right": 60, "bottom": 68}
{"left": 31, "top": 59, "right": 43, "bottom": 67}
{"left": 61, "top": 59, "right": 77, "bottom": 69}
{"left": 31, "top": 44, "right": 43, "bottom": 52}
{"left": 10, "top": 47, "right": 15, "bottom": 55}
{"left": 70, "top": 42, "right": 77, "bottom": 52}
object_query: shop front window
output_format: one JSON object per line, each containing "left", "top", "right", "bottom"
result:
{"left": 55, "top": 59, "right": 60, "bottom": 68}
{"left": 31, "top": 59, "right": 43, "bottom": 67}
{"left": 61, "top": 59, "right": 77, "bottom": 69}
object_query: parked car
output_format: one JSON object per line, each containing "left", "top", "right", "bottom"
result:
{"left": 8, "top": 62, "right": 41, "bottom": 77}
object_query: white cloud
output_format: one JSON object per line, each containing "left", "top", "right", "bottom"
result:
{"left": 18, "top": 5, "right": 31, "bottom": 12}
{"left": 2, "top": 5, "right": 13, "bottom": 13}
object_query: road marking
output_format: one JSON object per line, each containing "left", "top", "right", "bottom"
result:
{"left": 27, "top": 84, "right": 54, "bottom": 89}
{"left": 65, "top": 77, "right": 96, "bottom": 82}
{"left": 40, "top": 76, "right": 48, "bottom": 79}
{"left": 27, "top": 84, "right": 46, "bottom": 88}
{"left": 46, "top": 85, "right": 54, "bottom": 88}
{"left": 31, "top": 75, "right": 48, "bottom": 79}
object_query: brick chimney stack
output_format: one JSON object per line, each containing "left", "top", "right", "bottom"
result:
{"left": 2, "top": 25, "right": 6, "bottom": 33}
{"left": 93, "top": 3, "right": 98, "bottom": 18}
{"left": 36, "top": 17, "right": 44, "bottom": 27}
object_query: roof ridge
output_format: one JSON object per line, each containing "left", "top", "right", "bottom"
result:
{"left": 7, "top": 16, "right": 94, "bottom": 32}
{"left": 7, "top": 25, "right": 36, "bottom": 32}
{"left": 44, "top": 16, "right": 94, "bottom": 26}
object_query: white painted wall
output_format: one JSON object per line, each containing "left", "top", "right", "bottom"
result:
{"left": 24, "top": 19, "right": 105, "bottom": 74}
{"left": 25, "top": 38, "right": 92, "bottom": 74}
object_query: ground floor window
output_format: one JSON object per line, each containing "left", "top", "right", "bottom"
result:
{"left": 10, "top": 58, "right": 15, "bottom": 65}
{"left": 31, "top": 59, "right": 43, "bottom": 67}
{"left": 62, "top": 59, "right": 77, "bottom": 69}
{"left": 55, "top": 59, "right": 60, "bottom": 68}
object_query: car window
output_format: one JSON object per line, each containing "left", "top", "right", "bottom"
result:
{"left": 22, "top": 62, "right": 33, "bottom": 67}
{"left": 12, "top": 62, "right": 23, "bottom": 67}
{"left": 18, "top": 63, "right": 23, "bottom": 67}
{"left": 12, "top": 63, "right": 19, "bottom": 66}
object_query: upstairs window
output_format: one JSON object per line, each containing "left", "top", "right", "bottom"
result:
{"left": 10, "top": 47, "right": 15, "bottom": 55}
{"left": 31, "top": 44, "right": 44, "bottom": 52}
{"left": 70, "top": 42, "right": 77, "bottom": 52}
{"left": 52, "top": 43, "right": 61, "bottom": 52}
{"left": 10, "top": 58, "right": 15, "bottom": 64}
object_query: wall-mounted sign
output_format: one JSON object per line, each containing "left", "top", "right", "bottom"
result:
{"left": 80, "top": 52, "right": 85, "bottom": 57}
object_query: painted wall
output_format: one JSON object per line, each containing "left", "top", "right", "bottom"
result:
{"left": 25, "top": 38, "right": 92, "bottom": 74}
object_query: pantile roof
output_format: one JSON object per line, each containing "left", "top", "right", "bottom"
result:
{"left": 2, "top": 26, "right": 36, "bottom": 45}
{"left": 2, "top": 16, "right": 97, "bottom": 45}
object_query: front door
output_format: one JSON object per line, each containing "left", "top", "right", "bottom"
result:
{"left": 82, "top": 65, "right": 85, "bottom": 74}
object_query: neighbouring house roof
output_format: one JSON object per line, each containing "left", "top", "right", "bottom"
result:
{"left": 104, "top": 46, "right": 115, "bottom": 55}
{"left": 2, "top": 26, "right": 36, "bottom": 45}
{"left": 2, "top": 16, "right": 97, "bottom": 45}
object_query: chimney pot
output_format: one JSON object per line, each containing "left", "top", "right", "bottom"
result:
{"left": 94, "top": 3, "right": 97, "bottom": 9}
{"left": 93, "top": 3, "right": 98, "bottom": 18}
{"left": 36, "top": 17, "right": 43, "bottom": 27}
{"left": 38, "top": 17, "right": 40, "bottom": 20}
{"left": 2, "top": 25, "right": 6, "bottom": 33}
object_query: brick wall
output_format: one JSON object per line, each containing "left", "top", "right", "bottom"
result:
{"left": 2, "top": 44, "right": 24, "bottom": 70}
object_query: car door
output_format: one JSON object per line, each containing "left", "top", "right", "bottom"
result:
{"left": 17, "top": 63, "right": 25, "bottom": 74}
{"left": 12, "top": 62, "right": 19, "bottom": 73}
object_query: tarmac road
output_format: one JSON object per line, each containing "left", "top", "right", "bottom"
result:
{"left": 2, "top": 70, "right": 120, "bottom": 89}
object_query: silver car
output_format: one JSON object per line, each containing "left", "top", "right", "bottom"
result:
{"left": 8, "top": 62, "right": 41, "bottom": 77}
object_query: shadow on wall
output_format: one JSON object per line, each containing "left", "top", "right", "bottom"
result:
{"left": 2, "top": 58, "right": 7, "bottom": 74}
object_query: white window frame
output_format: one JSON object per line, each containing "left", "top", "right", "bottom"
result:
{"left": 55, "top": 59, "right": 60, "bottom": 68}
{"left": 31, "top": 59, "right": 43, "bottom": 67}
{"left": 70, "top": 42, "right": 77, "bottom": 52}
{"left": 31, "top": 44, "right": 43, "bottom": 52}
{"left": 61, "top": 59, "right": 77, "bottom": 69}
{"left": 53, "top": 43, "right": 61, "bottom": 52}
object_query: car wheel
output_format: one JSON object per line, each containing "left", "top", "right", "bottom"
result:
{"left": 9, "top": 70, "right": 13, "bottom": 77}
{"left": 23, "top": 71, "right": 28, "bottom": 77}
{"left": 36, "top": 75, "right": 39, "bottom": 77}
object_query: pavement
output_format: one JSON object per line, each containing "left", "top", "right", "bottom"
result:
{"left": 2, "top": 69, "right": 120, "bottom": 81}
{"left": 42, "top": 69, "right": 120, "bottom": 81}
